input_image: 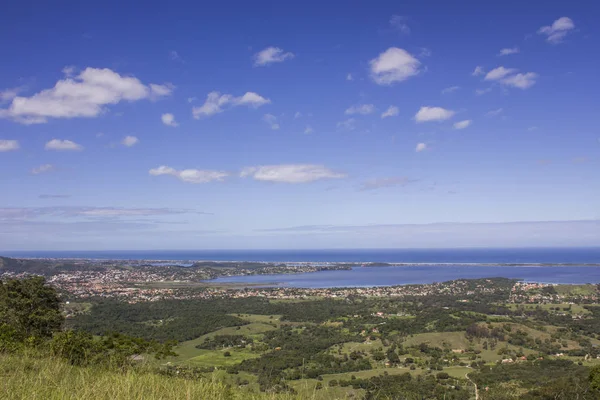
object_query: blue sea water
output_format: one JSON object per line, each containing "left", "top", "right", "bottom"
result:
{"left": 3, "top": 247, "right": 600, "bottom": 264}
{"left": 209, "top": 265, "right": 600, "bottom": 288}
{"left": 3, "top": 248, "right": 600, "bottom": 287}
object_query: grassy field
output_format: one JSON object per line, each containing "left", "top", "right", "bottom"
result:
{"left": 505, "top": 302, "right": 591, "bottom": 315}
{"left": 554, "top": 284, "right": 597, "bottom": 296}
{"left": 185, "top": 348, "right": 260, "bottom": 368}
{"left": 172, "top": 314, "right": 281, "bottom": 364}
{"left": 0, "top": 353, "right": 304, "bottom": 400}
{"left": 403, "top": 332, "right": 473, "bottom": 350}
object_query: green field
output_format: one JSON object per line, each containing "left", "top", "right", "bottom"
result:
{"left": 185, "top": 348, "right": 260, "bottom": 368}
{"left": 505, "top": 302, "right": 591, "bottom": 315}
{"left": 172, "top": 314, "right": 282, "bottom": 364}
{"left": 554, "top": 284, "right": 597, "bottom": 296}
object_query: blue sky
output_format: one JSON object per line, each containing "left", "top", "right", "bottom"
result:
{"left": 1, "top": 0, "right": 599, "bottom": 250}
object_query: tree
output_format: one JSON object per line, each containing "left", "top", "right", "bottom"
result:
{"left": 0, "top": 276, "right": 63, "bottom": 340}
{"left": 591, "top": 365, "right": 600, "bottom": 392}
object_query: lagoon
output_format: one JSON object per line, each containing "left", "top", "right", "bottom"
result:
{"left": 208, "top": 265, "right": 600, "bottom": 288}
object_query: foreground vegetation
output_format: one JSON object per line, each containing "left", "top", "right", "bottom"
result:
{"left": 0, "top": 352, "right": 292, "bottom": 400}
{"left": 3, "top": 275, "right": 600, "bottom": 398}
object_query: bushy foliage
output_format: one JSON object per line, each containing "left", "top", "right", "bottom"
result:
{"left": 0, "top": 276, "right": 63, "bottom": 341}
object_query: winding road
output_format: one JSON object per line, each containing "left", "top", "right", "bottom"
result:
{"left": 465, "top": 371, "right": 479, "bottom": 400}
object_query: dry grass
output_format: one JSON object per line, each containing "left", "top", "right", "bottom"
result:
{"left": 0, "top": 352, "right": 308, "bottom": 400}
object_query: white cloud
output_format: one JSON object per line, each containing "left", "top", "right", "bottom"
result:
{"left": 337, "top": 118, "right": 356, "bottom": 131}
{"left": 441, "top": 86, "right": 460, "bottom": 94}
{"left": 0, "top": 67, "right": 173, "bottom": 124}
{"left": 381, "top": 106, "right": 399, "bottom": 118}
{"left": 485, "top": 66, "right": 517, "bottom": 81}
{"left": 499, "top": 47, "right": 519, "bottom": 56}
{"left": 161, "top": 113, "right": 178, "bottom": 127}
{"left": 294, "top": 111, "right": 302, "bottom": 119}
{"left": 471, "top": 65, "right": 485, "bottom": 76}
{"left": 527, "top": 126, "right": 538, "bottom": 131}
{"left": 389, "top": 15, "right": 410, "bottom": 34}
{"left": 346, "top": 73, "right": 354, "bottom": 81}
{"left": 0, "top": 87, "right": 24, "bottom": 103}
{"left": 453, "top": 120, "right": 472, "bottom": 129}
{"left": 501, "top": 72, "right": 538, "bottom": 89}
{"left": 187, "top": 97, "right": 197, "bottom": 103}
{"left": 475, "top": 88, "right": 492, "bottom": 96}
{"left": 31, "top": 164, "right": 54, "bottom": 174}
{"left": 304, "top": 126, "right": 313, "bottom": 134}
{"left": 62, "top": 66, "right": 76, "bottom": 77}
{"left": 234, "top": 92, "right": 270, "bottom": 107}
{"left": 0, "top": 139, "right": 19, "bottom": 152}
{"left": 253, "top": 47, "right": 294, "bottom": 66}
{"left": 345, "top": 104, "right": 375, "bottom": 115}
{"left": 472, "top": 66, "right": 485, "bottom": 76}
{"left": 263, "top": 113, "right": 280, "bottom": 130}
{"left": 45, "top": 139, "right": 83, "bottom": 151}
{"left": 149, "top": 165, "right": 229, "bottom": 184}
{"left": 121, "top": 136, "right": 139, "bottom": 147}
{"left": 485, "top": 108, "right": 503, "bottom": 117}
{"left": 414, "top": 106, "right": 455, "bottom": 123}
{"left": 415, "top": 143, "right": 427, "bottom": 152}
{"left": 538, "top": 17, "right": 575, "bottom": 44}
{"left": 192, "top": 91, "right": 270, "bottom": 118}
{"left": 369, "top": 47, "right": 421, "bottom": 85}
{"left": 240, "top": 164, "right": 346, "bottom": 183}
{"left": 149, "top": 83, "right": 174, "bottom": 97}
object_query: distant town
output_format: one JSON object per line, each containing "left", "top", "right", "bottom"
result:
{"left": 1, "top": 256, "right": 598, "bottom": 305}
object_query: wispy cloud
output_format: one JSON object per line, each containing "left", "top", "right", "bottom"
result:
{"left": 414, "top": 106, "right": 455, "bottom": 123}
{"left": 253, "top": 47, "right": 294, "bottom": 66}
{"left": 441, "top": 86, "right": 460, "bottom": 94}
{"left": 389, "top": 15, "right": 410, "bottom": 34}
{"left": 472, "top": 66, "right": 485, "bottom": 76}
{"left": 345, "top": 104, "right": 375, "bottom": 115}
{"left": 453, "top": 120, "right": 472, "bottom": 130}
{"left": 253, "top": 220, "right": 600, "bottom": 248}
{"left": 192, "top": 91, "right": 270, "bottom": 118}
{"left": 149, "top": 166, "right": 229, "bottom": 184}
{"left": 0, "top": 139, "right": 19, "bottom": 152}
{"left": 337, "top": 118, "right": 356, "bottom": 131}
{"left": 538, "top": 17, "right": 575, "bottom": 44}
{"left": 121, "top": 136, "right": 139, "bottom": 147}
{"left": 240, "top": 164, "right": 346, "bottom": 183}
{"left": 31, "top": 164, "right": 54, "bottom": 174}
{"left": 359, "top": 176, "right": 416, "bottom": 191}
{"left": 263, "top": 113, "right": 280, "bottom": 130}
{"left": 45, "top": 139, "right": 83, "bottom": 151}
{"left": 381, "top": 106, "right": 399, "bottom": 118}
{"left": 0, "top": 206, "right": 200, "bottom": 221}
{"left": 485, "top": 108, "right": 503, "bottom": 117}
{"left": 485, "top": 66, "right": 517, "bottom": 81}
{"left": 498, "top": 47, "right": 519, "bottom": 56}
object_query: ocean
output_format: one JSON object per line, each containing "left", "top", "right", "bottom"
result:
{"left": 209, "top": 265, "right": 600, "bottom": 288}
{"left": 3, "top": 248, "right": 600, "bottom": 287}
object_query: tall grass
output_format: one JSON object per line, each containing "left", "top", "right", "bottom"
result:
{"left": 0, "top": 352, "right": 312, "bottom": 400}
